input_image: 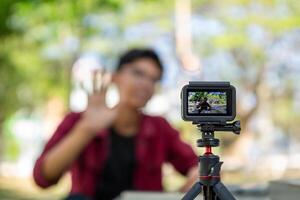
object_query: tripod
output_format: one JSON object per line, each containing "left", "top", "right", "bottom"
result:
{"left": 182, "top": 121, "right": 241, "bottom": 200}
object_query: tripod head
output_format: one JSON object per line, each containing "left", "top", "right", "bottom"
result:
{"left": 195, "top": 121, "right": 241, "bottom": 148}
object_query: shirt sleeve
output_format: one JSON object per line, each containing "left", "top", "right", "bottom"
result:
{"left": 33, "top": 112, "right": 81, "bottom": 188}
{"left": 160, "top": 118, "right": 198, "bottom": 175}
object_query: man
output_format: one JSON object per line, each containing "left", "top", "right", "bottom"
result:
{"left": 33, "top": 48, "right": 198, "bottom": 200}
{"left": 197, "top": 97, "right": 211, "bottom": 113}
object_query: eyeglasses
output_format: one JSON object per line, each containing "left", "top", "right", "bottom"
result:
{"left": 122, "top": 67, "right": 161, "bottom": 85}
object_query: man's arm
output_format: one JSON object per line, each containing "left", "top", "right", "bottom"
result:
{"left": 159, "top": 117, "right": 198, "bottom": 191}
{"left": 41, "top": 120, "right": 95, "bottom": 184}
{"left": 33, "top": 112, "right": 83, "bottom": 188}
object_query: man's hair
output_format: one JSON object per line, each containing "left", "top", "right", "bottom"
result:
{"left": 116, "top": 48, "right": 164, "bottom": 76}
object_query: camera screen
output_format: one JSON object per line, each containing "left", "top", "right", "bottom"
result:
{"left": 187, "top": 90, "right": 228, "bottom": 116}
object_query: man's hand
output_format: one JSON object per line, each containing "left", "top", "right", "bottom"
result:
{"left": 179, "top": 166, "right": 199, "bottom": 192}
{"left": 80, "top": 69, "right": 119, "bottom": 135}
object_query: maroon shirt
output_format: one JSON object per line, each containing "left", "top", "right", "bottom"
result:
{"left": 33, "top": 112, "right": 198, "bottom": 198}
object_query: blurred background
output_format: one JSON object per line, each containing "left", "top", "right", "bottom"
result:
{"left": 0, "top": 0, "right": 300, "bottom": 199}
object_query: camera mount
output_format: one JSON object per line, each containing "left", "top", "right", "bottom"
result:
{"left": 196, "top": 121, "right": 241, "bottom": 147}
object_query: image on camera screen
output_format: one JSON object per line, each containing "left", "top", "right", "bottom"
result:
{"left": 188, "top": 91, "right": 227, "bottom": 115}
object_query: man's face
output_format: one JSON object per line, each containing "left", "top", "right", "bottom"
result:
{"left": 113, "top": 58, "right": 162, "bottom": 109}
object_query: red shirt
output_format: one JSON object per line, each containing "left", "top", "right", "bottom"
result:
{"left": 33, "top": 112, "right": 198, "bottom": 198}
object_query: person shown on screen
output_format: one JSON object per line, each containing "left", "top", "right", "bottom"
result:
{"left": 197, "top": 97, "right": 211, "bottom": 113}
{"left": 33, "top": 48, "right": 198, "bottom": 200}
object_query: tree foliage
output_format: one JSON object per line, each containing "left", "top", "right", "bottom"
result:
{"left": 0, "top": 0, "right": 299, "bottom": 136}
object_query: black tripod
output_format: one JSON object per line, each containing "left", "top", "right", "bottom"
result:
{"left": 182, "top": 121, "right": 241, "bottom": 200}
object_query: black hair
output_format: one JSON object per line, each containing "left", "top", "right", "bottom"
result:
{"left": 116, "top": 48, "right": 164, "bottom": 77}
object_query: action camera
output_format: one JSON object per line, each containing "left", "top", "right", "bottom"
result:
{"left": 181, "top": 81, "right": 236, "bottom": 124}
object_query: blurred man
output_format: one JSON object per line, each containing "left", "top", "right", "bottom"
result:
{"left": 33, "top": 48, "right": 198, "bottom": 200}
{"left": 197, "top": 97, "right": 211, "bottom": 113}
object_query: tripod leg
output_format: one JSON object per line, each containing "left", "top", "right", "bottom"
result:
{"left": 203, "top": 186, "right": 217, "bottom": 200}
{"left": 181, "top": 182, "right": 202, "bottom": 200}
{"left": 212, "top": 182, "right": 236, "bottom": 200}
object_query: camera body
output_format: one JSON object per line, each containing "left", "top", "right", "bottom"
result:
{"left": 181, "top": 81, "right": 236, "bottom": 124}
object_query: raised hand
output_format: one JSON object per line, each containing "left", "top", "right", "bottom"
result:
{"left": 80, "top": 69, "right": 119, "bottom": 135}
{"left": 38, "top": 69, "right": 119, "bottom": 184}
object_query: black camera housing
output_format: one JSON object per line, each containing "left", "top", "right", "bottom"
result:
{"left": 181, "top": 81, "right": 236, "bottom": 124}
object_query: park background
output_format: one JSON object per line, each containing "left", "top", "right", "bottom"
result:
{"left": 0, "top": 0, "right": 300, "bottom": 199}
